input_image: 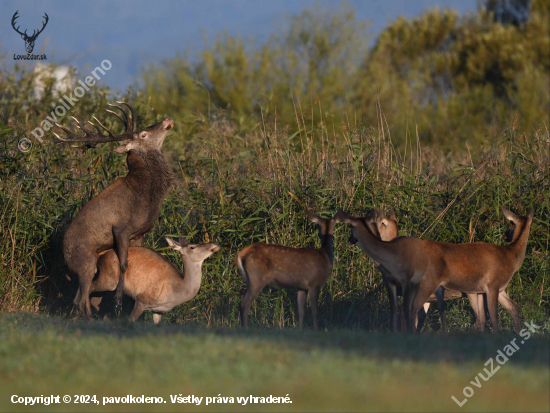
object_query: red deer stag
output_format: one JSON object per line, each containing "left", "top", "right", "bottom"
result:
{"left": 75, "top": 238, "right": 219, "bottom": 323}
{"left": 54, "top": 102, "right": 174, "bottom": 318}
{"left": 236, "top": 210, "right": 334, "bottom": 330}
{"left": 413, "top": 207, "right": 532, "bottom": 334}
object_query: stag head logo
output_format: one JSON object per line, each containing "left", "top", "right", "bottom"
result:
{"left": 12, "top": 11, "right": 49, "bottom": 54}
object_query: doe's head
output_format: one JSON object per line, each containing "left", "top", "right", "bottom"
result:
{"left": 376, "top": 208, "right": 398, "bottom": 242}
{"left": 501, "top": 207, "right": 534, "bottom": 243}
{"left": 306, "top": 209, "right": 335, "bottom": 238}
{"left": 165, "top": 237, "right": 220, "bottom": 263}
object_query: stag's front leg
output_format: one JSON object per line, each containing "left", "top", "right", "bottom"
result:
{"left": 113, "top": 229, "right": 130, "bottom": 307}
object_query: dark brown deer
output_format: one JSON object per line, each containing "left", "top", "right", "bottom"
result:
{"left": 54, "top": 102, "right": 174, "bottom": 318}
{"left": 413, "top": 207, "right": 532, "bottom": 334}
{"left": 11, "top": 11, "right": 49, "bottom": 54}
{"left": 75, "top": 238, "right": 219, "bottom": 323}
{"left": 236, "top": 210, "right": 334, "bottom": 330}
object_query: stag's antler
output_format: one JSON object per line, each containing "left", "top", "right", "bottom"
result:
{"left": 11, "top": 11, "right": 25, "bottom": 37}
{"left": 11, "top": 11, "right": 49, "bottom": 40}
{"left": 54, "top": 102, "right": 137, "bottom": 145}
{"left": 29, "top": 13, "right": 49, "bottom": 41}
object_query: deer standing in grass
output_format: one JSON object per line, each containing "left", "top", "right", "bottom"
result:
{"left": 74, "top": 238, "right": 219, "bottom": 323}
{"left": 412, "top": 207, "right": 532, "bottom": 334}
{"left": 334, "top": 209, "right": 429, "bottom": 333}
{"left": 236, "top": 210, "right": 334, "bottom": 330}
{"left": 55, "top": 102, "right": 174, "bottom": 318}
{"left": 364, "top": 209, "right": 518, "bottom": 332}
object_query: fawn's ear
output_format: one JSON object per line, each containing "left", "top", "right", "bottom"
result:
{"left": 306, "top": 209, "right": 322, "bottom": 224}
{"left": 387, "top": 208, "right": 397, "bottom": 220}
{"left": 178, "top": 237, "right": 189, "bottom": 247}
{"left": 501, "top": 207, "right": 519, "bottom": 224}
{"left": 165, "top": 237, "right": 181, "bottom": 249}
{"left": 114, "top": 140, "right": 138, "bottom": 153}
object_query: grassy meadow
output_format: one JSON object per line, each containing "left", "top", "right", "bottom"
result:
{"left": 1, "top": 313, "right": 549, "bottom": 412}
{"left": 0, "top": 1, "right": 549, "bottom": 412}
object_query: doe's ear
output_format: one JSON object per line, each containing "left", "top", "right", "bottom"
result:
{"left": 178, "top": 237, "right": 189, "bottom": 247}
{"left": 306, "top": 209, "right": 322, "bottom": 224}
{"left": 165, "top": 238, "right": 180, "bottom": 249}
{"left": 501, "top": 207, "right": 519, "bottom": 224}
{"left": 387, "top": 208, "right": 397, "bottom": 220}
{"left": 333, "top": 209, "right": 354, "bottom": 225}
{"left": 114, "top": 141, "right": 137, "bottom": 154}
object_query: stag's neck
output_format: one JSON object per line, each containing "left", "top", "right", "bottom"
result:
{"left": 174, "top": 258, "right": 204, "bottom": 303}
{"left": 320, "top": 234, "right": 335, "bottom": 266}
{"left": 125, "top": 150, "right": 172, "bottom": 206}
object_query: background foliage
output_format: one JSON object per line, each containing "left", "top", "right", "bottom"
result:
{"left": 0, "top": 0, "right": 548, "bottom": 332}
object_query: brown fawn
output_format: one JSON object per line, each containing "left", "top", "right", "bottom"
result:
{"left": 334, "top": 209, "right": 430, "bottom": 332}
{"left": 236, "top": 209, "right": 334, "bottom": 330}
{"left": 413, "top": 207, "right": 532, "bottom": 334}
{"left": 75, "top": 238, "right": 219, "bottom": 323}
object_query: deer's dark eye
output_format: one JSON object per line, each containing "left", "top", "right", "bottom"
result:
{"left": 141, "top": 133, "right": 147, "bottom": 138}
{"left": 189, "top": 245, "right": 196, "bottom": 250}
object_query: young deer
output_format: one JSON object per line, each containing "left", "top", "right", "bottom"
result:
{"left": 334, "top": 209, "right": 430, "bottom": 333}
{"left": 366, "top": 209, "right": 521, "bottom": 333}
{"left": 236, "top": 210, "right": 334, "bottom": 330}
{"left": 75, "top": 238, "right": 219, "bottom": 323}
{"left": 413, "top": 207, "right": 533, "bottom": 334}
{"left": 55, "top": 102, "right": 173, "bottom": 318}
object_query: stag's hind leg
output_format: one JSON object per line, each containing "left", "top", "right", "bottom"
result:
{"left": 72, "top": 253, "right": 99, "bottom": 320}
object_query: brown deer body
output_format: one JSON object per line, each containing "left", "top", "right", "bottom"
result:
{"left": 236, "top": 210, "right": 334, "bottom": 330}
{"left": 75, "top": 238, "right": 219, "bottom": 323}
{"left": 55, "top": 103, "right": 173, "bottom": 318}
{"left": 413, "top": 207, "right": 532, "bottom": 334}
{"left": 334, "top": 209, "right": 429, "bottom": 333}
{"left": 369, "top": 209, "right": 515, "bottom": 332}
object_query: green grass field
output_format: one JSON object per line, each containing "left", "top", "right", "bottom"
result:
{"left": 1, "top": 313, "right": 548, "bottom": 412}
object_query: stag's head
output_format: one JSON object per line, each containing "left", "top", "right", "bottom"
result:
{"left": 54, "top": 102, "right": 174, "bottom": 154}
{"left": 12, "top": 11, "right": 49, "bottom": 54}
{"left": 114, "top": 116, "right": 174, "bottom": 154}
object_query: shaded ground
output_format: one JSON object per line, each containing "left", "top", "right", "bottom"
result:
{"left": 0, "top": 313, "right": 548, "bottom": 412}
